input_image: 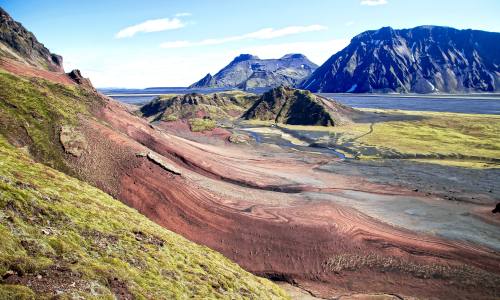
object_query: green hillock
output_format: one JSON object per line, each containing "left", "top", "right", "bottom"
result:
{"left": 140, "top": 91, "right": 258, "bottom": 124}
{"left": 0, "top": 136, "right": 288, "bottom": 299}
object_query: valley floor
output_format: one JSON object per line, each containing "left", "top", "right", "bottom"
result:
{"left": 151, "top": 109, "right": 499, "bottom": 299}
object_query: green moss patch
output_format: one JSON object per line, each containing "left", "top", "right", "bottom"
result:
{"left": 188, "top": 118, "right": 217, "bottom": 132}
{"left": 0, "top": 70, "right": 103, "bottom": 172}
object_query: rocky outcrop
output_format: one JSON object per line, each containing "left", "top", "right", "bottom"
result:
{"left": 0, "top": 7, "right": 64, "bottom": 72}
{"left": 243, "top": 86, "right": 356, "bottom": 126}
{"left": 137, "top": 151, "right": 182, "bottom": 175}
{"left": 59, "top": 125, "right": 87, "bottom": 157}
{"left": 67, "top": 69, "right": 93, "bottom": 88}
{"left": 301, "top": 26, "right": 500, "bottom": 93}
{"left": 190, "top": 53, "right": 317, "bottom": 89}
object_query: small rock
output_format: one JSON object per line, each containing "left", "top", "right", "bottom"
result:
{"left": 135, "top": 152, "right": 147, "bottom": 157}
{"left": 37, "top": 275, "right": 42, "bottom": 280}
{"left": 228, "top": 133, "right": 251, "bottom": 144}
{"left": 3, "top": 270, "right": 16, "bottom": 279}
{"left": 493, "top": 203, "right": 500, "bottom": 214}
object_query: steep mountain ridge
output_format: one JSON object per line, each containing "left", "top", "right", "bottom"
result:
{"left": 301, "top": 25, "right": 500, "bottom": 93}
{"left": 190, "top": 53, "right": 317, "bottom": 89}
{"left": 0, "top": 7, "right": 63, "bottom": 72}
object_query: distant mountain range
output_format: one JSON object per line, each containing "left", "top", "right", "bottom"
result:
{"left": 190, "top": 26, "right": 500, "bottom": 94}
{"left": 190, "top": 53, "right": 317, "bottom": 90}
{"left": 301, "top": 26, "right": 500, "bottom": 93}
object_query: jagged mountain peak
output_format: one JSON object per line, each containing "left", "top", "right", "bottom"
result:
{"left": 231, "top": 54, "right": 260, "bottom": 63}
{"left": 353, "top": 26, "right": 396, "bottom": 41}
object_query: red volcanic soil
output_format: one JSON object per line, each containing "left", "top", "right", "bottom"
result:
{"left": 5, "top": 68, "right": 500, "bottom": 299}
{"left": 0, "top": 58, "right": 75, "bottom": 85}
{"left": 61, "top": 98, "right": 499, "bottom": 299}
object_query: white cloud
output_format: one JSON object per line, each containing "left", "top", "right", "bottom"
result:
{"left": 115, "top": 18, "right": 185, "bottom": 38}
{"left": 345, "top": 21, "right": 355, "bottom": 27}
{"left": 160, "top": 24, "right": 327, "bottom": 48}
{"left": 244, "top": 25, "right": 327, "bottom": 39}
{"left": 360, "top": 0, "right": 388, "bottom": 6}
{"left": 175, "top": 12, "right": 192, "bottom": 17}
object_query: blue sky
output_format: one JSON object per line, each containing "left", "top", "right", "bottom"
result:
{"left": 2, "top": 0, "right": 500, "bottom": 87}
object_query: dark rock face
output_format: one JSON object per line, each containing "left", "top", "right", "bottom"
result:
{"left": 67, "top": 69, "right": 93, "bottom": 88}
{"left": 190, "top": 53, "right": 317, "bottom": 89}
{"left": 301, "top": 26, "right": 500, "bottom": 93}
{"left": 0, "top": 7, "right": 64, "bottom": 72}
{"left": 243, "top": 86, "right": 356, "bottom": 126}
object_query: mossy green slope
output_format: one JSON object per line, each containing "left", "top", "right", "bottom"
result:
{"left": 0, "top": 136, "right": 288, "bottom": 299}
{"left": 0, "top": 70, "right": 101, "bottom": 173}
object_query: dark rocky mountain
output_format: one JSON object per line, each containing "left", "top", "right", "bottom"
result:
{"left": 301, "top": 26, "right": 500, "bottom": 93}
{"left": 243, "top": 86, "right": 357, "bottom": 126}
{"left": 190, "top": 53, "right": 317, "bottom": 90}
{"left": 0, "top": 7, "right": 63, "bottom": 72}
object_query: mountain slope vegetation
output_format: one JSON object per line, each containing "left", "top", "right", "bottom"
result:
{"left": 0, "top": 135, "right": 288, "bottom": 299}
